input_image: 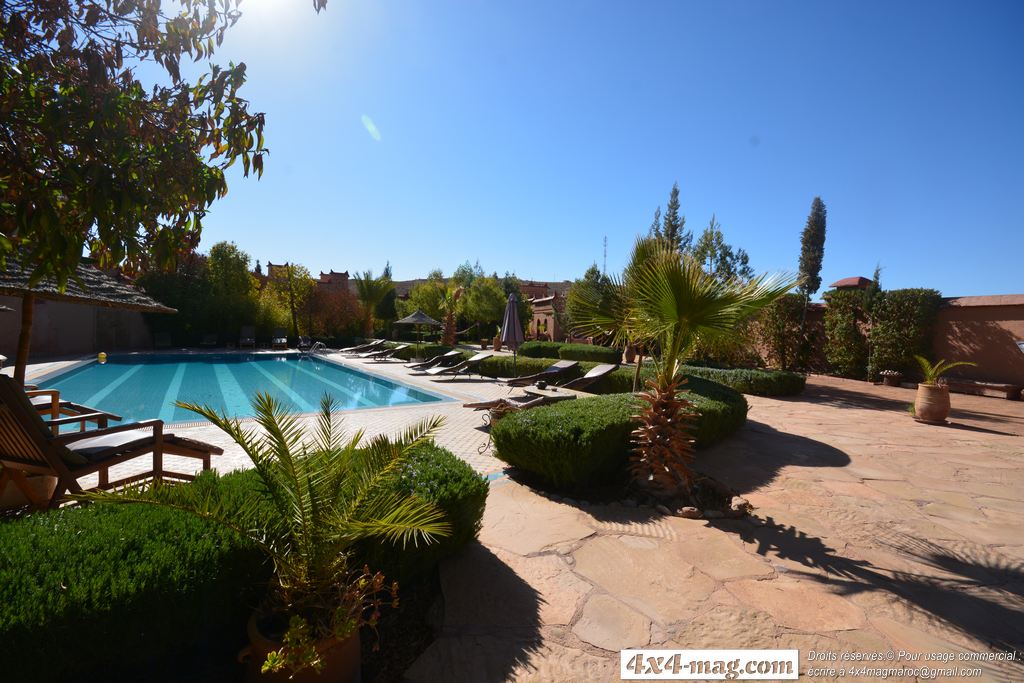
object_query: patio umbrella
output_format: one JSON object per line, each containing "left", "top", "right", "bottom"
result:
{"left": 500, "top": 293, "right": 525, "bottom": 375}
{"left": 394, "top": 309, "right": 441, "bottom": 358}
{"left": 0, "top": 252, "right": 176, "bottom": 385}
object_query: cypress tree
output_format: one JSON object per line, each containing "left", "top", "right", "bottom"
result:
{"left": 648, "top": 207, "right": 662, "bottom": 238}
{"left": 797, "top": 197, "right": 827, "bottom": 301}
{"left": 662, "top": 182, "right": 691, "bottom": 253}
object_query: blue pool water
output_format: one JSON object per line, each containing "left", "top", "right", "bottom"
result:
{"left": 38, "top": 354, "right": 444, "bottom": 424}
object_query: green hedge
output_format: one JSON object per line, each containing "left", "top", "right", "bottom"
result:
{"left": 558, "top": 343, "right": 622, "bottom": 363}
{"left": 823, "top": 289, "right": 868, "bottom": 379}
{"left": 680, "top": 366, "right": 806, "bottom": 397}
{"left": 385, "top": 342, "right": 453, "bottom": 361}
{"left": 474, "top": 356, "right": 804, "bottom": 397}
{"left": 518, "top": 341, "right": 565, "bottom": 359}
{"left": 0, "top": 441, "right": 486, "bottom": 681}
{"left": 491, "top": 381, "right": 748, "bottom": 490}
{"left": 868, "top": 289, "right": 941, "bottom": 380}
{"left": 0, "top": 471, "right": 268, "bottom": 683}
{"left": 357, "top": 442, "right": 488, "bottom": 582}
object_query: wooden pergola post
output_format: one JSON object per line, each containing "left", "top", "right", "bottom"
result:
{"left": 14, "top": 292, "right": 34, "bottom": 387}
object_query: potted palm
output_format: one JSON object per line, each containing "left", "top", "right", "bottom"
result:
{"left": 572, "top": 237, "right": 796, "bottom": 498}
{"left": 913, "top": 355, "right": 976, "bottom": 424}
{"left": 84, "top": 394, "right": 450, "bottom": 681}
{"left": 492, "top": 324, "right": 503, "bottom": 352}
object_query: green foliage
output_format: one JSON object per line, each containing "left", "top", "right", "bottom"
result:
{"left": 358, "top": 442, "right": 488, "bottom": 582}
{"left": 566, "top": 264, "right": 614, "bottom": 335}
{"left": 823, "top": 289, "right": 868, "bottom": 379}
{"left": 518, "top": 341, "right": 567, "bottom": 359}
{"left": 558, "top": 343, "right": 622, "bottom": 363}
{"left": 867, "top": 289, "right": 942, "bottom": 379}
{"left": 462, "top": 275, "right": 507, "bottom": 331}
{"left": 649, "top": 182, "right": 691, "bottom": 254}
{"left": 692, "top": 214, "right": 754, "bottom": 282}
{"left": 491, "top": 394, "right": 638, "bottom": 489}
{"left": 797, "top": 197, "right": 828, "bottom": 298}
{"left": 477, "top": 355, "right": 582, "bottom": 379}
{"left": 137, "top": 253, "right": 213, "bottom": 345}
{"left": 84, "top": 393, "right": 450, "bottom": 676}
{"left": 386, "top": 343, "right": 453, "bottom": 361}
{"left": 756, "top": 293, "right": 806, "bottom": 370}
{"left": 491, "top": 382, "right": 748, "bottom": 490}
{"left": 401, "top": 274, "right": 448, "bottom": 321}
{"left": 914, "top": 355, "right": 977, "bottom": 385}
{"left": 1, "top": 0, "right": 321, "bottom": 286}
{"left": 354, "top": 270, "right": 396, "bottom": 336}
{"left": 0, "top": 473, "right": 267, "bottom": 682}
{"left": 679, "top": 366, "right": 806, "bottom": 397}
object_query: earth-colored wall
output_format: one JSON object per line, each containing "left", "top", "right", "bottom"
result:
{"left": 0, "top": 295, "right": 153, "bottom": 362}
{"left": 933, "top": 297, "right": 1024, "bottom": 385}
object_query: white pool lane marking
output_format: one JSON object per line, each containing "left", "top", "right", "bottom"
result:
{"left": 214, "top": 362, "right": 251, "bottom": 416}
{"left": 157, "top": 362, "right": 188, "bottom": 423}
{"left": 287, "top": 361, "right": 377, "bottom": 409}
{"left": 247, "top": 361, "right": 317, "bottom": 413}
{"left": 83, "top": 364, "right": 143, "bottom": 408}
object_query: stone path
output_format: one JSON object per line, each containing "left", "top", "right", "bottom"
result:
{"left": 407, "top": 377, "right": 1024, "bottom": 682}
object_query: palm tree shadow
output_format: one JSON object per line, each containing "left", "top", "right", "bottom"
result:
{"left": 696, "top": 420, "right": 851, "bottom": 494}
{"left": 404, "top": 542, "right": 542, "bottom": 682}
{"left": 720, "top": 517, "right": 1024, "bottom": 673}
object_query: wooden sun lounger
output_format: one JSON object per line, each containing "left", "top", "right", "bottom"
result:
{"left": 0, "top": 376, "right": 223, "bottom": 509}
{"left": 406, "top": 350, "right": 463, "bottom": 371}
{"left": 501, "top": 360, "right": 579, "bottom": 388}
{"left": 239, "top": 326, "right": 256, "bottom": 349}
{"left": 339, "top": 339, "right": 385, "bottom": 354}
{"left": 425, "top": 352, "right": 492, "bottom": 380}
{"left": 559, "top": 363, "right": 618, "bottom": 392}
{"left": 272, "top": 328, "right": 289, "bottom": 350}
{"left": 363, "top": 344, "right": 409, "bottom": 361}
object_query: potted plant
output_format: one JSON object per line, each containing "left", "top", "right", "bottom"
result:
{"left": 913, "top": 355, "right": 976, "bottom": 424}
{"left": 493, "top": 325, "right": 503, "bottom": 352}
{"left": 879, "top": 369, "right": 902, "bottom": 387}
{"left": 84, "top": 394, "right": 450, "bottom": 682}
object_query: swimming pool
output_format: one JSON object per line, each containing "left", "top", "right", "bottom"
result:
{"left": 37, "top": 354, "right": 445, "bottom": 424}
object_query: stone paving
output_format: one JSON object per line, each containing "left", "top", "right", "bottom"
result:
{"left": 406, "top": 377, "right": 1024, "bottom": 682}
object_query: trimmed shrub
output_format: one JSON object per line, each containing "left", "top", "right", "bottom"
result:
{"left": 518, "top": 341, "right": 565, "bottom": 359}
{"left": 868, "top": 289, "right": 942, "bottom": 380}
{"left": 478, "top": 355, "right": 587, "bottom": 380}
{"left": 358, "top": 442, "right": 488, "bottom": 581}
{"left": 491, "top": 394, "right": 637, "bottom": 488}
{"left": 386, "top": 342, "right": 452, "bottom": 361}
{"left": 491, "top": 380, "right": 748, "bottom": 489}
{"left": 558, "top": 343, "right": 622, "bottom": 363}
{"left": 680, "top": 366, "right": 806, "bottom": 397}
{"left": 0, "top": 471, "right": 268, "bottom": 683}
{"left": 823, "top": 290, "right": 868, "bottom": 379}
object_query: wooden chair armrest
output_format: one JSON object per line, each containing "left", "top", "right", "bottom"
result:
{"left": 46, "top": 412, "right": 115, "bottom": 426}
{"left": 62, "top": 403, "right": 122, "bottom": 422}
{"left": 25, "top": 389, "right": 60, "bottom": 399}
{"left": 53, "top": 420, "right": 163, "bottom": 444}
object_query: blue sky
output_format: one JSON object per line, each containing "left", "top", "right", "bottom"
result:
{"left": 193, "top": 0, "right": 1023, "bottom": 298}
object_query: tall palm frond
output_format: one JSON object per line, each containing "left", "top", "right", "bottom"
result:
{"left": 353, "top": 270, "right": 395, "bottom": 336}
{"left": 571, "top": 236, "right": 797, "bottom": 497}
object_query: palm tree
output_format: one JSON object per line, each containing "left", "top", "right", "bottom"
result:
{"left": 572, "top": 237, "right": 796, "bottom": 497}
{"left": 439, "top": 286, "right": 463, "bottom": 346}
{"left": 353, "top": 270, "right": 395, "bottom": 337}
{"left": 83, "top": 393, "right": 450, "bottom": 675}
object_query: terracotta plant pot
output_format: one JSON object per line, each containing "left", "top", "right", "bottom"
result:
{"left": 0, "top": 472, "right": 57, "bottom": 510}
{"left": 624, "top": 346, "right": 637, "bottom": 364}
{"left": 493, "top": 335, "right": 502, "bottom": 352}
{"left": 914, "top": 383, "right": 950, "bottom": 424}
{"left": 239, "top": 613, "right": 361, "bottom": 683}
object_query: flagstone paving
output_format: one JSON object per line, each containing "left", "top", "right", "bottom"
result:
{"left": 407, "top": 377, "right": 1024, "bottom": 682}
{"left": 18, "top": 357, "right": 1024, "bottom": 681}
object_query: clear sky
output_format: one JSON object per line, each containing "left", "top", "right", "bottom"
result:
{"left": 192, "top": 0, "right": 1023, "bottom": 298}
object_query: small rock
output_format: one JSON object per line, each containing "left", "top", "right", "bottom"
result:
{"left": 563, "top": 556, "right": 576, "bottom": 567}
{"left": 556, "top": 546, "right": 572, "bottom": 556}
{"left": 655, "top": 504, "right": 672, "bottom": 516}
{"left": 730, "top": 496, "right": 750, "bottom": 508}
{"left": 622, "top": 499, "right": 638, "bottom": 508}
{"left": 703, "top": 509, "right": 725, "bottom": 519}
{"left": 675, "top": 506, "right": 701, "bottom": 519}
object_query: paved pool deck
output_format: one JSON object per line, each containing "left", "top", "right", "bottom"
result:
{"left": 13, "top": 358, "right": 1024, "bottom": 681}
{"left": 406, "top": 376, "right": 1024, "bottom": 682}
